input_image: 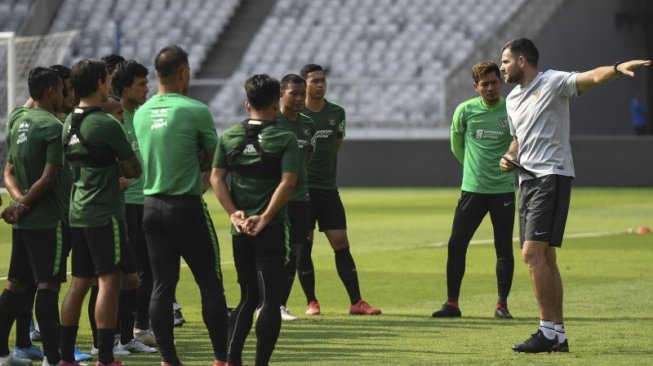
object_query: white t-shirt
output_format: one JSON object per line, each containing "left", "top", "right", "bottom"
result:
{"left": 507, "top": 70, "right": 578, "bottom": 182}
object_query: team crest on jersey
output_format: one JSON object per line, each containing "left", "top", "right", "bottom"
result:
{"left": 498, "top": 117, "right": 508, "bottom": 127}
{"left": 329, "top": 118, "right": 336, "bottom": 126}
{"left": 532, "top": 89, "right": 541, "bottom": 99}
{"left": 243, "top": 144, "right": 257, "bottom": 155}
{"left": 303, "top": 128, "right": 310, "bottom": 136}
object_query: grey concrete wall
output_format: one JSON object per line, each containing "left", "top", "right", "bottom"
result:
{"left": 532, "top": 0, "right": 650, "bottom": 135}
{"left": 336, "top": 138, "right": 653, "bottom": 187}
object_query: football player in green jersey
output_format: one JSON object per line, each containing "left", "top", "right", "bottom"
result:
{"left": 211, "top": 74, "right": 299, "bottom": 366}
{"left": 298, "top": 64, "right": 381, "bottom": 316}
{"left": 59, "top": 59, "right": 141, "bottom": 366}
{"left": 134, "top": 45, "right": 228, "bottom": 366}
{"left": 0, "top": 67, "right": 66, "bottom": 366}
{"left": 432, "top": 61, "right": 516, "bottom": 320}
{"left": 275, "top": 74, "right": 316, "bottom": 321}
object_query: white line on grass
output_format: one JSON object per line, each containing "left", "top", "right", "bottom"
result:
{"left": 425, "top": 229, "right": 631, "bottom": 248}
{"left": 0, "top": 229, "right": 633, "bottom": 280}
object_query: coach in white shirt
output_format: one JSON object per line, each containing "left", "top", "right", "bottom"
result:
{"left": 499, "top": 37, "right": 650, "bottom": 354}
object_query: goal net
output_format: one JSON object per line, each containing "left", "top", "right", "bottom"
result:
{"left": 0, "top": 30, "right": 77, "bottom": 122}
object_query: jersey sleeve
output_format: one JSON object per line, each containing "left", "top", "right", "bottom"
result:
{"left": 101, "top": 117, "right": 136, "bottom": 161}
{"left": 43, "top": 119, "right": 65, "bottom": 166}
{"left": 196, "top": 106, "right": 218, "bottom": 150}
{"left": 281, "top": 134, "right": 299, "bottom": 174}
{"left": 336, "top": 108, "right": 346, "bottom": 139}
{"left": 450, "top": 103, "right": 466, "bottom": 164}
{"left": 212, "top": 134, "right": 228, "bottom": 169}
{"left": 550, "top": 70, "right": 579, "bottom": 98}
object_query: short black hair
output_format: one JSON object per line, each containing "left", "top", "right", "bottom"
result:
{"left": 245, "top": 74, "right": 280, "bottom": 110}
{"left": 27, "top": 67, "right": 62, "bottom": 100}
{"left": 300, "top": 64, "right": 324, "bottom": 80}
{"left": 112, "top": 60, "right": 148, "bottom": 97}
{"left": 70, "top": 59, "right": 108, "bottom": 98}
{"left": 154, "top": 45, "right": 188, "bottom": 80}
{"left": 502, "top": 37, "right": 539, "bottom": 67}
{"left": 472, "top": 61, "right": 501, "bottom": 83}
{"left": 49, "top": 64, "right": 71, "bottom": 80}
{"left": 280, "top": 73, "right": 305, "bottom": 90}
{"left": 101, "top": 54, "right": 126, "bottom": 74}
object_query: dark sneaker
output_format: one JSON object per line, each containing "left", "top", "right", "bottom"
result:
{"left": 512, "top": 330, "right": 558, "bottom": 353}
{"left": 432, "top": 303, "right": 461, "bottom": 318}
{"left": 554, "top": 339, "right": 569, "bottom": 353}
{"left": 494, "top": 304, "right": 513, "bottom": 319}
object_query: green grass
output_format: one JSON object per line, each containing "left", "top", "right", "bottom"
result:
{"left": 1, "top": 188, "right": 652, "bottom": 365}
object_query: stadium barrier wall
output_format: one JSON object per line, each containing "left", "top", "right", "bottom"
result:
{"left": 336, "top": 136, "right": 653, "bottom": 187}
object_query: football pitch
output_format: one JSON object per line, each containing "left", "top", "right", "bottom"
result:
{"left": 1, "top": 187, "right": 652, "bottom": 365}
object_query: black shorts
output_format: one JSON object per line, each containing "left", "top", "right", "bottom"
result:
{"left": 70, "top": 219, "right": 126, "bottom": 277}
{"left": 288, "top": 201, "right": 311, "bottom": 245}
{"left": 308, "top": 188, "right": 347, "bottom": 231}
{"left": 7, "top": 223, "right": 69, "bottom": 284}
{"left": 519, "top": 174, "right": 573, "bottom": 247}
{"left": 232, "top": 222, "right": 289, "bottom": 285}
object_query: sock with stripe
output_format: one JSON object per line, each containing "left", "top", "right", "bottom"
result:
{"left": 539, "top": 320, "right": 556, "bottom": 340}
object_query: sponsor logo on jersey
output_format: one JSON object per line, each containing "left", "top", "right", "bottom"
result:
{"left": 16, "top": 132, "right": 27, "bottom": 144}
{"left": 314, "top": 129, "right": 333, "bottom": 139}
{"left": 474, "top": 129, "right": 504, "bottom": 140}
{"left": 151, "top": 118, "right": 167, "bottom": 130}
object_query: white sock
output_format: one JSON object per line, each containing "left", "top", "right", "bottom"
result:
{"left": 539, "top": 320, "right": 556, "bottom": 340}
{"left": 555, "top": 323, "right": 566, "bottom": 343}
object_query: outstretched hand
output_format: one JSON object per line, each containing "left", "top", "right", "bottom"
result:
{"left": 617, "top": 60, "right": 651, "bottom": 77}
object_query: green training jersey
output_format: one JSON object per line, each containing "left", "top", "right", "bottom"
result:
{"left": 122, "top": 108, "right": 144, "bottom": 204}
{"left": 276, "top": 113, "right": 316, "bottom": 202}
{"left": 63, "top": 110, "right": 135, "bottom": 227}
{"left": 4, "top": 107, "right": 29, "bottom": 148}
{"left": 213, "top": 121, "right": 299, "bottom": 233}
{"left": 450, "top": 96, "right": 515, "bottom": 194}
{"left": 134, "top": 94, "right": 217, "bottom": 196}
{"left": 301, "top": 99, "right": 345, "bottom": 189}
{"left": 7, "top": 108, "right": 69, "bottom": 228}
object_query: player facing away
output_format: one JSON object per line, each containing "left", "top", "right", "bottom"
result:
{"left": 433, "top": 61, "right": 516, "bottom": 319}
{"left": 275, "top": 74, "right": 316, "bottom": 321}
{"left": 499, "top": 37, "right": 651, "bottom": 353}
{"left": 211, "top": 74, "right": 299, "bottom": 366}
{"left": 0, "top": 67, "right": 67, "bottom": 366}
{"left": 297, "top": 64, "right": 381, "bottom": 316}
{"left": 59, "top": 59, "right": 142, "bottom": 366}
{"left": 134, "top": 45, "right": 229, "bottom": 366}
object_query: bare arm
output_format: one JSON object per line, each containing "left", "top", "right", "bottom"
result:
{"left": 576, "top": 59, "right": 651, "bottom": 94}
{"left": 119, "top": 156, "right": 142, "bottom": 179}
{"left": 3, "top": 163, "right": 24, "bottom": 201}
{"left": 198, "top": 148, "right": 215, "bottom": 172}
{"left": 336, "top": 138, "right": 344, "bottom": 152}
{"left": 500, "top": 137, "right": 519, "bottom": 172}
{"left": 243, "top": 172, "right": 297, "bottom": 236}
{"left": 210, "top": 167, "right": 247, "bottom": 232}
{"left": 2, "top": 163, "right": 59, "bottom": 224}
